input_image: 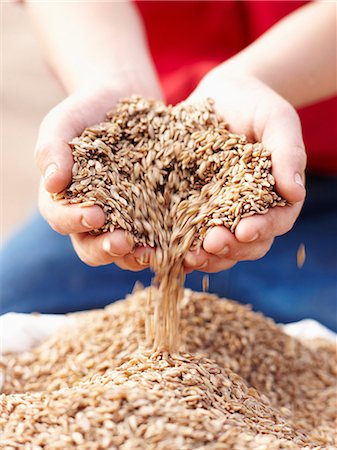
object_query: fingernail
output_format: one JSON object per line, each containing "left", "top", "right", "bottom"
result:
{"left": 102, "top": 238, "right": 121, "bottom": 257}
{"left": 44, "top": 163, "right": 58, "bottom": 181}
{"left": 81, "top": 216, "right": 93, "bottom": 229}
{"left": 216, "top": 245, "right": 229, "bottom": 256}
{"left": 294, "top": 173, "right": 304, "bottom": 188}
{"left": 248, "top": 233, "right": 259, "bottom": 242}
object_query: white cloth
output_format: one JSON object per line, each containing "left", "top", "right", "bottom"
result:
{"left": 1, "top": 312, "right": 336, "bottom": 355}
{"left": 282, "top": 319, "right": 337, "bottom": 342}
{"left": 1, "top": 313, "right": 335, "bottom": 391}
{"left": 0, "top": 312, "right": 73, "bottom": 354}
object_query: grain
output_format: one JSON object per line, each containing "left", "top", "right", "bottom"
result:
{"left": 58, "top": 95, "right": 286, "bottom": 353}
{"left": 202, "top": 274, "right": 209, "bottom": 293}
{"left": 1, "top": 289, "right": 336, "bottom": 449}
{"left": 297, "top": 243, "right": 306, "bottom": 268}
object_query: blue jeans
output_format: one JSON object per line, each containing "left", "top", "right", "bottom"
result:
{"left": 1, "top": 175, "right": 336, "bottom": 331}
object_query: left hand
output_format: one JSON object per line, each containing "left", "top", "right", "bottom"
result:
{"left": 183, "top": 69, "right": 306, "bottom": 273}
{"left": 36, "top": 85, "right": 158, "bottom": 271}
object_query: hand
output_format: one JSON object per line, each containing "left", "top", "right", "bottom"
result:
{"left": 36, "top": 85, "right": 156, "bottom": 270}
{"left": 183, "top": 70, "right": 306, "bottom": 273}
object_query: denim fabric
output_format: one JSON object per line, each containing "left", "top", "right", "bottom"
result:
{"left": 1, "top": 175, "right": 336, "bottom": 330}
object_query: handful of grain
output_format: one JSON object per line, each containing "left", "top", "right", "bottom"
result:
{"left": 59, "top": 95, "right": 286, "bottom": 352}
{"left": 1, "top": 290, "right": 336, "bottom": 449}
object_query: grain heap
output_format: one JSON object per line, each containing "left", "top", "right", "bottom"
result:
{"left": 58, "top": 95, "right": 285, "bottom": 352}
{"left": 1, "top": 289, "right": 336, "bottom": 449}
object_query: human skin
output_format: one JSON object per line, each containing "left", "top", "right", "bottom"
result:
{"left": 27, "top": 1, "right": 336, "bottom": 271}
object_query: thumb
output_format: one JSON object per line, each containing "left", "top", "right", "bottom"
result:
{"left": 34, "top": 90, "right": 100, "bottom": 194}
{"left": 262, "top": 104, "right": 307, "bottom": 203}
{"left": 35, "top": 97, "right": 83, "bottom": 194}
{"left": 35, "top": 87, "right": 120, "bottom": 193}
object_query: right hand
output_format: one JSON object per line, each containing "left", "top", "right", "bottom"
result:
{"left": 36, "top": 86, "right": 155, "bottom": 270}
{"left": 182, "top": 71, "right": 306, "bottom": 273}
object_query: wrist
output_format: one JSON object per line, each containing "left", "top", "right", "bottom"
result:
{"left": 210, "top": 54, "right": 262, "bottom": 84}
{"left": 199, "top": 57, "right": 296, "bottom": 108}
{"left": 67, "top": 66, "right": 163, "bottom": 100}
{"left": 196, "top": 62, "right": 260, "bottom": 97}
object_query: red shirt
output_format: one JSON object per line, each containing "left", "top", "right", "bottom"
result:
{"left": 136, "top": 1, "right": 337, "bottom": 174}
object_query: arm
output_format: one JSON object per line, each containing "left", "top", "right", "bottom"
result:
{"left": 184, "top": 1, "right": 335, "bottom": 273}
{"left": 26, "top": 1, "right": 161, "bottom": 97}
{"left": 219, "top": 1, "right": 336, "bottom": 108}
{"left": 26, "top": 1, "right": 161, "bottom": 270}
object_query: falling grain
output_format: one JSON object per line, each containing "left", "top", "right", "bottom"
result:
{"left": 202, "top": 275, "right": 209, "bottom": 292}
{"left": 297, "top": 243, "right": 306, "bottom": 268}
{"left": 59, "top": 95, "right": 287, "bottom": 352}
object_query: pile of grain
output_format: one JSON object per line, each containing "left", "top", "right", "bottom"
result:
{"left": 58, "top": 95, "right": 285, "bottom": 352}
{"left": 1, "top": 289, "right": 336, "bottom": 449}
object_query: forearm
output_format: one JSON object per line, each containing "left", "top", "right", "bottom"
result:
{"left": 25, "top": 1, "right": 162, "bottom": 97}
{"left": 221, "top": 1, "right": 336, "bottom": 108}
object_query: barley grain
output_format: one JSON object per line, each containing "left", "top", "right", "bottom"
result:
{"left": 297, "top": 243, "right": 306, "bottom": 268}
{"left": 1, "top": 289, "right": 336, "bottom": 449}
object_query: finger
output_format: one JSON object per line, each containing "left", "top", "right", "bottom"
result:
{"left": 197, "top": 255, "right": 237, "bottom": 273}
{"left": 35, "top": 99, "right": 83, "bottom": 194}
{"left": 203, "top": 226, "right": 274, "bottom": 260}
{"left": 202, "top": 226, "right": 233, "bottom": 254}
{"left": 235, "top": 203, "right": 303, "bottom": 243}
{"left": 183, "top": 248, "right": 236, "bottom": 272}
{"left": 35, "top": 88, "right": 115, "bottom": 194}
{"left": 114, "top": 255, "right": 145, "bottom": 272}
{"left": 70, "top": 229, "right": 133, "bottom": 267}
{"left": 39, "top": 183, "right": 105, "bottom": 234}
{"left": 184, "top": 248, "right": 209, "bottom": 270}
{"left": 116, "top": 247, "right": 155, "bottom": 272}
{"left": 133, "top": 246, "right": 155, "bottom": 268}
{"left": 262, "top": 104, "right": 306, "bottom": 203}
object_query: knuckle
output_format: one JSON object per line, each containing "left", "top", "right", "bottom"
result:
{"left": 216, "top": 260, "right": 236, "bottom": 272}
{"left": 278, "top": 220, "right": 294, "bottom": 236}
{"left": 39, "top": 205, "right": 67, "bottom": 235}
{"left": 49, "top": 221, "right": 67, "bottom": 235}
{"left": 250, "top": 240, "right": 273, "bottom": 261}
{"left": 207, "top": 259, "right": 235, "bottom": 273}
{"left": 275, "top": 101, "right": 299, "bottom": 122}
{"left": 64, "top": 215, "right": 79, "bottom": 233}
{"left": 115, "top": 260, "right": 133, "bottom": 271}
{"left": 85, "top": 259, "right": 100, "bottom": 267}
{"left": 35, "top": 113, "right": 57, "bottom": 164}
{"left": 293, "top": 145, "right": 307, "bottom": 172}
{"left": 86, "top": 248, "right": 108, "bottom": 267}
{"left": 75, "top": 248, "right": 98, "bottom": 267}
{"left": 81, "top": 257, "right": 97, "bottom": 267}
{"left": 253, "top": 247, "right": 268, "bottom": 260}
{"left": 34, "top": 144, "right": 47, "bottom": 169}
{"left": 264, "top": 213, "right": 276, "bottom": 234}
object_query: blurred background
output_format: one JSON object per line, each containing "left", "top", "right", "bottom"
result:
{"left": 1, "top": 3, "right": 64, "bottom": 241}
{"left": 1, "top": 2, "right": 335, "bottom": 330}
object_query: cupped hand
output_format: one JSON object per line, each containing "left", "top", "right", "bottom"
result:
{"left": 183, "top": 70, "right": 306, "bottom": 273}
{"left": 36, "top": 86, "right": 155, "bottom": 270}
